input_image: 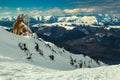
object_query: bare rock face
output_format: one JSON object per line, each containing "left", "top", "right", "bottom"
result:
{"left": 11, "top": 14, "right": 32, "bottom": 36}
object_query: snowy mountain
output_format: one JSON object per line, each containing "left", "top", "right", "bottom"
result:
{"left": 35, "top": 24, "right": 120, "bottom": 64}
{"left": 1, "top": 15, "right": 119, "bottom": 23}
{"left": 0, "top": 27, "right": 120, "bottom": 80}
{"left": 0, "top": 27, "right": 105, "bottom": 70}
{"left": 0, "top": 16, "right": 16, "bottom": 22}
{"left": 32, "top": 15, "right": 98, "bottom": 24}
{"left": 1, "top": 15, "right": 120, "bottom": 29}
{"left": 1, "top": 15, "right": 120, "bottom": 65}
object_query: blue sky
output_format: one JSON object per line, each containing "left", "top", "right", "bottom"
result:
{"left": 0, "top": 0, "right": 120, "bottom": 16}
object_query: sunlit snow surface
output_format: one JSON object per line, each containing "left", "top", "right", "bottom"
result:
{"left": 0, "top": 27, "right": 119, "bottom": 80}
{"left": 0, "top": 59, "right": 120, "bottom": 80}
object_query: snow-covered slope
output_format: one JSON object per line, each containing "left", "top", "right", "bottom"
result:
{"left": 0, "top": 27, "right": 104, "bottom": 70}
{"left": 0, "top": 27, "right": 120, "bottom": 80}
{"left": 0, "top": 60, "right": 120, "bottom": 80}
{"left": 0, "top": 26, "right": 11, "bottom": 31}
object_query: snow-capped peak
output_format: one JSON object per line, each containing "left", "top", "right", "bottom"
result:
{"left": 81, "top": 16, "right": 98, "bottom": 24}
{"left": 32, "top": 15, "right": 44, "bottom": 21}
{"left": 0, "top": 16, "right": 16, "bottom": 21}
{"left": 44, "top": 15, "right": 53, "bottom": 21}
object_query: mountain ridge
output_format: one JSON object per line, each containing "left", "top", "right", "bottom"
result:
{"left": 0, "top": 15, "right": 120, "bottom": 26}
{"left": 0, "top": 27, "right": 105, "bottom": 70}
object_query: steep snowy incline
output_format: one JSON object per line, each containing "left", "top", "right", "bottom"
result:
{"left": 0, "top": 27, "right": 105, "bottom": 70}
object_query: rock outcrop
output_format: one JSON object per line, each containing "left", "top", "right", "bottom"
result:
{"left": 11, "top": 14, "right": 32, "bottom": 36}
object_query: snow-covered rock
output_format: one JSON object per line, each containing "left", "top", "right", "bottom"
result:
{"left": 11, "top": 14, "right": 33, "bottom": 37}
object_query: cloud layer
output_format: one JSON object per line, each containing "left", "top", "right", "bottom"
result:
{"left": 64, "top": 8, "right": 96, "bottom": 14}
{"left": 71, "top": 0, "right": 120, "bottom": 13}
{"left": 0, "top": 0, "right": 119, "bottom": 17}
{"left": 2, "top": 12, "right": 11, "bottom": 15}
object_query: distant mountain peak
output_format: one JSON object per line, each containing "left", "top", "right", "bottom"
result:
{"left": 0, "top": 15, "right": 120, "bottom": 25}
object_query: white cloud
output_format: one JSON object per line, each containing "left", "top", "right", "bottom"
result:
{"left": 64, "top": 8, "right": 96, "bottom": 14}
{"left": 45, "top": 8, "right": 64, "bottom": 16}
{"left": 30, "top": 9, "right": 42, "bottom": 16}
{"left": 27, "top": 7, "right": 96, "bottom": 16}
{"left": 16, "top": 7, "right": 22, "bottom": 14}
{"left": 2, "top": 12, "right": 11, "bottom": 15}
{"left": 29, "top": 8, "right": 64, "bottom": 16}
{"left": 64, "top": 8, "right": 80, "bottom": 14}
